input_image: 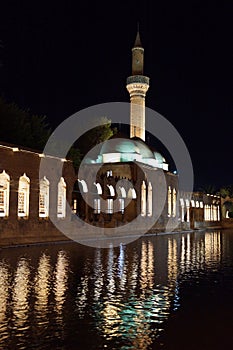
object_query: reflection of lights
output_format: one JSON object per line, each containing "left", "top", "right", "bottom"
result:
{"left": 118, "top": 243, "right": 127, "bottom": 292}
{"left": 128, "top": 250, "right": 138, "bottom": 292}
{"left": 76, "top": 259, "right": 91, "bottom": 317}
{"left": 0, "top": 261, "right": 10, "bottom": 343}
{"left": 12, "top": 258, "right": 31, "bottom": 329}
{"left": 167, "top": 238, "right": 178, "bottom": 282}
{"left": 140, "top": 241, "right": 148, "bottom": 292}
{"left": 147, "top": 241, "right": 154, "bottom": 289}
{"left": 107, "top": 245, "right": 115, "bottom": 297}
{"left": 93, "top": 249, "right": 103, "bottom": 301}
{"left": 54, "top": 251, "right": 69, "bottom": 315}
{"left": 205, "top": 231, "right": 221, "bottom": 265}
{"left": 101, "top": 301, "right": 122, "bottom": 340}
{"left": 34, "top": 254, "right": 51, "bottom": 320}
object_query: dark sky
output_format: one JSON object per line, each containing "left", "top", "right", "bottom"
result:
{"left": 0, "top": 0, "right": 232, "bottom": 190}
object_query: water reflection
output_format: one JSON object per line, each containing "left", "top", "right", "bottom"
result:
{"left": 34, "top": 253, "right": 51, "bottom": 325}
{"left": 12, "top": 258, "right": 31, "bottom": 330}
{"left": 0, "top": 230, "right": 231, "bottom": 349}
{"left": 53, "top": 250, "right": 69, "bottom": 321}
{"left": 0, "top": 261, "right": 10, "bottom": 345}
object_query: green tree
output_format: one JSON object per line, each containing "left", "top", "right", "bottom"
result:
{"left": 199, "top": 184, "right": 216, "bottom": 195}
{"left": 76, "top": 117, "right": 117, "bottom": 156}
{"left": 0, "top": 97, "right": 51, "bottom": 150}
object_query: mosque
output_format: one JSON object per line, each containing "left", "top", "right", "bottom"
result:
{"left": 0, "top": 31, "right": 222, "bottom": 246}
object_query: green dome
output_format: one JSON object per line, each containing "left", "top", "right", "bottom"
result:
{"left": 100, "top": 138, "right": 140, "bottom": 155}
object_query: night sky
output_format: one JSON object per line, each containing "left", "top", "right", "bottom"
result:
{"left": 0, "top": 0, "right": 232, "bottom": 190}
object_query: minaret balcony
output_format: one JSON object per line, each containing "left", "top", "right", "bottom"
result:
{"left": 126, "top": 75, "right": 149, "bottom": 85}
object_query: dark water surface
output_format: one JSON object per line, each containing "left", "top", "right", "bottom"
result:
{"left": 0, "top": 230, "right": 233, "bottom": 350}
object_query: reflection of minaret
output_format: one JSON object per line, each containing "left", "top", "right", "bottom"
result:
{"left": 126, "top": 27, "right": 150, "bottom": 141}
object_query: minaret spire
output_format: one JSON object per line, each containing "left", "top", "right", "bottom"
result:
{"left": 126, "top": 27, "right": 150, "bottom": 141}
{"left": 134, "top": 22, "right": 142, "bottom": 48}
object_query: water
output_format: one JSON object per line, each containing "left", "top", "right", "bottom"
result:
{"left": 0, "top": 229, "right": 232, "bottom": 350}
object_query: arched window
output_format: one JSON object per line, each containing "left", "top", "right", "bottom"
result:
{"left": 93, "top": 183, "right": 102, "bottom": 214}
{"left": 57, "top": 177, "right": 66, "bottom": 218}
{"left": 180, "top": 198, "right": 185, "bottom": 222}
{"left": 172, "top": 188, "right": 177, "bottom": 217}
{"left": 18, "top": 173, "right": 30, "bottom": 218}
{"left": 94, "top": 198, "right": 101, "bottom": 214}
{"left": 141, "top": 181, "right": 146, "bottom": 217}
{"left": 94, "top": 182, "right": 102, "bottom": 195}
{"left": 39, "top": 176, "right": 49, "bottom": 218}
{"left": 107, "top": 185, "right": 115, "bottom": 197}
{"left": 78, "top": 179, "right": 88, "bottom": 193}
{"left": 167, "top": 186, "right": 172, "bottom": 217}
{"left": 118, "top": 186, "right": 126, "bottom": 214}
{"left": 0, "top": 170, "right": 10, "bottom": 217}
{"left": 106, "top": 199, "right": 113, "bottom": 214}
{"left": 128, "top": 188, "right": 137, "bottom": 199}
{"left": 147, "top": 182, "right": 152, "bottom": 217}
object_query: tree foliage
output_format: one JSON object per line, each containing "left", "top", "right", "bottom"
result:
{"left": 0, "top": 97, "right": 51, "bottom": 150}
{"left": 76, "top": 117, "right": 117, "bottom": 156}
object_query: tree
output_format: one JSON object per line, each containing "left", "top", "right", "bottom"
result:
{"left": 219, "top": 185, "right": 233, "bottom": 198}
{"left": 0, "top": 97, "right": 51, "bottom": 150}
{"left": 76, "top": 117, "right": 117, "bottom": 156}
{"left": 199, "top": 184, "right": 217, "bottom": 195}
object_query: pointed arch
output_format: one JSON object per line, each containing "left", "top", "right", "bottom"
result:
{"left": 167, "top": 186, "right": 172, "bottom": 217}
{"left": 94, "top": 182, "right": 102, "bottom": 195}
{"left": 18, "top": 173, "right": 30, "bottom": 217}
{"left": 141, "top": 181, "right": 146, "bottom": 217}
{"left": 57, "top": 177, "right": 66, "bottom": 218}
{"left": 107, "top": 184, "right": 115, "bottom": 197}
{"left": 39, "top": 176, "right": 50, "bottom": 218}
{"left": 172, "top": 188, "right": 177, "bottom": 217}
{"left": 128, "top": 188, "right": 137, "bottom": 199}
{"left": 147, "top": 182, "right": 153, "bottom": 217}
{"left": 0, "top": 170, "right": 10, "bottom": 217}
{"left": 78, "top": 179, "right": 88, "bottom": 193}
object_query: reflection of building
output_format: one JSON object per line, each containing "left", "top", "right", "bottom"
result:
{"left": 0, "top": 31, "right": 222, "bottom": 245}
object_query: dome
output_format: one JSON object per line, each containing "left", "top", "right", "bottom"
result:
{"left": 154, "top": 152, "right": 165, "bottom": 164}
{"left": 100, "top": 138, "right": 140, "bottom": 155}
{"left": 131, "top": 137, "right": 154, "bottom": 159}
{"left": 96, "top": 135, "right": 168, "bottom": 170}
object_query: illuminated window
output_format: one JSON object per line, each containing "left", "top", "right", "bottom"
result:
{"left": 168, "top": 186, "right": 172, "bottom": 217}
{"left": 141, "top": 181, "right": 146, "bottom": 216}
{"left": 172, "top": 188, "right": 177, "bottom": 217}
{"left": 147, "top": 182, "right": 152, "bottom": 217}
{"left": 200, "top": 201, "right": 204, "bottom": 208}
{"left": 57, "top": 177, "right": 66, "bottom": 218}
{"left": 191, "top": 200, "right": 195, "bottom": 207}
{"left": 128, "top": 188, "right": 137, "bottom": 199}
{"left": 118, "top": 198, "right": 125, "bottom": 213}
{"left": 39, "top": 177, "right": 49, "bottom": 218}
{"left": 180, "top": 198, "right": 185, "bottom": 222}
{"left": 107, "top": 185, "right": 115, "bottom": 197}
{"left": 94, "top": 182, "right": 102, "bottom": 195}
{"left": 78, "top": 179, "right": 88, "bottom": 193}
{"left": 94, "top": 198, "right": 101, "bottom": 214}
{"left": 18, "top": 173, "right": 30, "bottom": 218}
{"left": 196, "top": 201, "right": 199, "bottom": 208}
{"left": 107, "top": 198, "right": 113, "bottom": 214}
{"left": 106, "top": 170, "right": 112, "bottom": 177}
{"left": 0, "top": 170, "right": 10, "bottom": 217}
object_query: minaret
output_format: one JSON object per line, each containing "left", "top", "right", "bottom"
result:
{"left": 126, "top": 28, "right": 149, "bottom": 141}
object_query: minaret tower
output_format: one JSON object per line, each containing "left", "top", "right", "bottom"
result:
{"left": 126, "top": 28, "right": 149, "bottom": 141}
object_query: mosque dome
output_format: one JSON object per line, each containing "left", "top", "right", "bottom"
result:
{"left": 97, "top": 135, "right": 168, "bottom": 170}
{"left": 100, "top": 138, "right": 140, "bottom": 155}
